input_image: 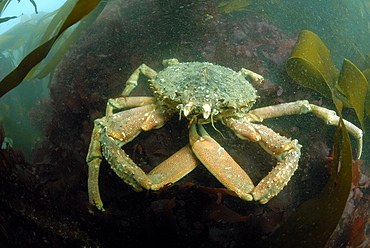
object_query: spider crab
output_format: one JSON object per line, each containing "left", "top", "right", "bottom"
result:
{"left": 86, "top": 59, "right": 363, "bottom": 210}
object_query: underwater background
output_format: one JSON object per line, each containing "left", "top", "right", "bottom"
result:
{"left": 0, "top": 0, "right": 369, "bottom": 247}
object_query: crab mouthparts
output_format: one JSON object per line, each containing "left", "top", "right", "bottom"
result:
{"left": 183, "top": 101, "right": 212, "bottom": 120}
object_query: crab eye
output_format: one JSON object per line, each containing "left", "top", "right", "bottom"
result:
{"left": 217, "top": 103, "right": 227, "bottom": 108}
{"left": 216, "top": 99, "right": 226, "bottom": 107}
{"left": 228, "top": 100, "right": 237, "bottom": 109}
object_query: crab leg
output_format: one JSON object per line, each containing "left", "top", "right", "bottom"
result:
{"left": 148, "top": 145, "right": 200, "bottom": 190}
{"left": 189, "top": 123, "right": 255, "bottom": 201}
{"left": 121, "top": 64, "right": 158, "bottom": 96}
{"left": 87, "top": 101, "right": 198, "bottom": 210}
{"left": 87, "top": 122, "right": 105, "bottom": 210}
{"left": 227, "top": 119, "right": 302, "bottom": 204}
{"left": 246, "top": 100, "right": 363, "bottom": 159}
{"left": 239, "top": 67, "right": 264, "bottom": 84}
{"left": 309, "top": 104, "right": 363, "bottom": 158}
{"left": 101, "top": 135, "right": 152, "bottom": 191}
{"left": 92, "top": 134, "right": 199, "bottom": 210}
{"left": 106, "top": 96, "right": 157, "bottom": 116}
{"left": 87, "top": 104, "right": 165, "bottom": 210}
{"left": 245, "top": 100, "right": 312, "bottom": 122}
{"left": 105, "top": 64, "right": 157, "bottom": 115}
{"left": 101, "top": 140, "right": 199, "bottom": 191}
{"left": 106, "top": 63, "right": 158, "bottom": 115}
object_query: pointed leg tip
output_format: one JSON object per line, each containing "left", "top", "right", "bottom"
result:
{"left": 90, "top": 200, "right": 105, "bottom": 211}
{"left": 241, "top": 194, "right": 254, "bottom": 202}
{"left": 258, "top": 199, "right": 269, "bottom": 204}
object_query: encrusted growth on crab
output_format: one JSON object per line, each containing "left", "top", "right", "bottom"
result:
{"left": 150, "top": 59, "right": 258, "bottom": 124}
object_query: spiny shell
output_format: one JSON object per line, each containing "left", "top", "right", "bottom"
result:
{"left": 151, "top": 62, "right": 258, "bottom": 123}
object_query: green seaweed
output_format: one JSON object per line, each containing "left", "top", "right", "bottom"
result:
{"left": 218, "top": 0, "right": 254, "bottom": 13}
{"left": 0, "top": 0, "right": 13, "bottom": 15}
{"left": 286, "top": 30, "right": 368, "bottom": 130}
{"left": 0, "top": 15, "right": 18, "bottom": 23}
{"left": 1, "top": 0, "right": 39, "bottom": 14}
{"left": 0, "top": 0, "right": 17, "bottom": 24}
{"left": 28, "top": 0, "right": 38, "bottom": 14}
{"left": 0, "top": 0, "right": 101, "bottom": 98}
{"left": 218, "top": 0, "right": 288, "bottom": 14}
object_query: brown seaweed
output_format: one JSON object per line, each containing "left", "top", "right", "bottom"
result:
{"left": 0, "top": 0, "right": 101, "bottom": 98}
{"left": 265, "top": 30, "right": 361, "bottom": 247}
{"left": 338, "top": 59, "right": 368, "bottom": 129}
{"left": 286, "top": 30, "right": 368, "bottom": 130}
{"left": 264, "top": 120, "right": 353, "bottom": 247}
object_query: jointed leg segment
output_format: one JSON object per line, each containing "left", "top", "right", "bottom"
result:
{"left": 87, "top": 102, "right": 199, "bottom": 210}
{"left": 106, "top": 63, "right": 158, "bottom": 115}
{"left": 87, "top": 63, "right": 202, "bottom": 210}
{"left": 245, "top": 100, "right": 363, "bottom": 158}
{"left": 121, "top": 64, "right": 157, "bottom": 96}
{"left": 226, "top": 118, "right": 302, "bottom": 203}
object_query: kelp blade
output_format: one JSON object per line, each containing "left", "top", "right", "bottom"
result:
{"left": 287, "top": 29, "right": 368, "bottom": 117}
{"left": 286, "top": 30, "right": 338, "bottom": 100}
{"left": 0, "top": 0, "right": 101, "bottom": 98}
{"left": 362, "top": 69, "right": 370, "bottom": 117}
{"left": 29, "top": 0, "right": 108, "bottom": 81}
{"left": 337, "top": 59, "right": 368, "bottom": 130}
